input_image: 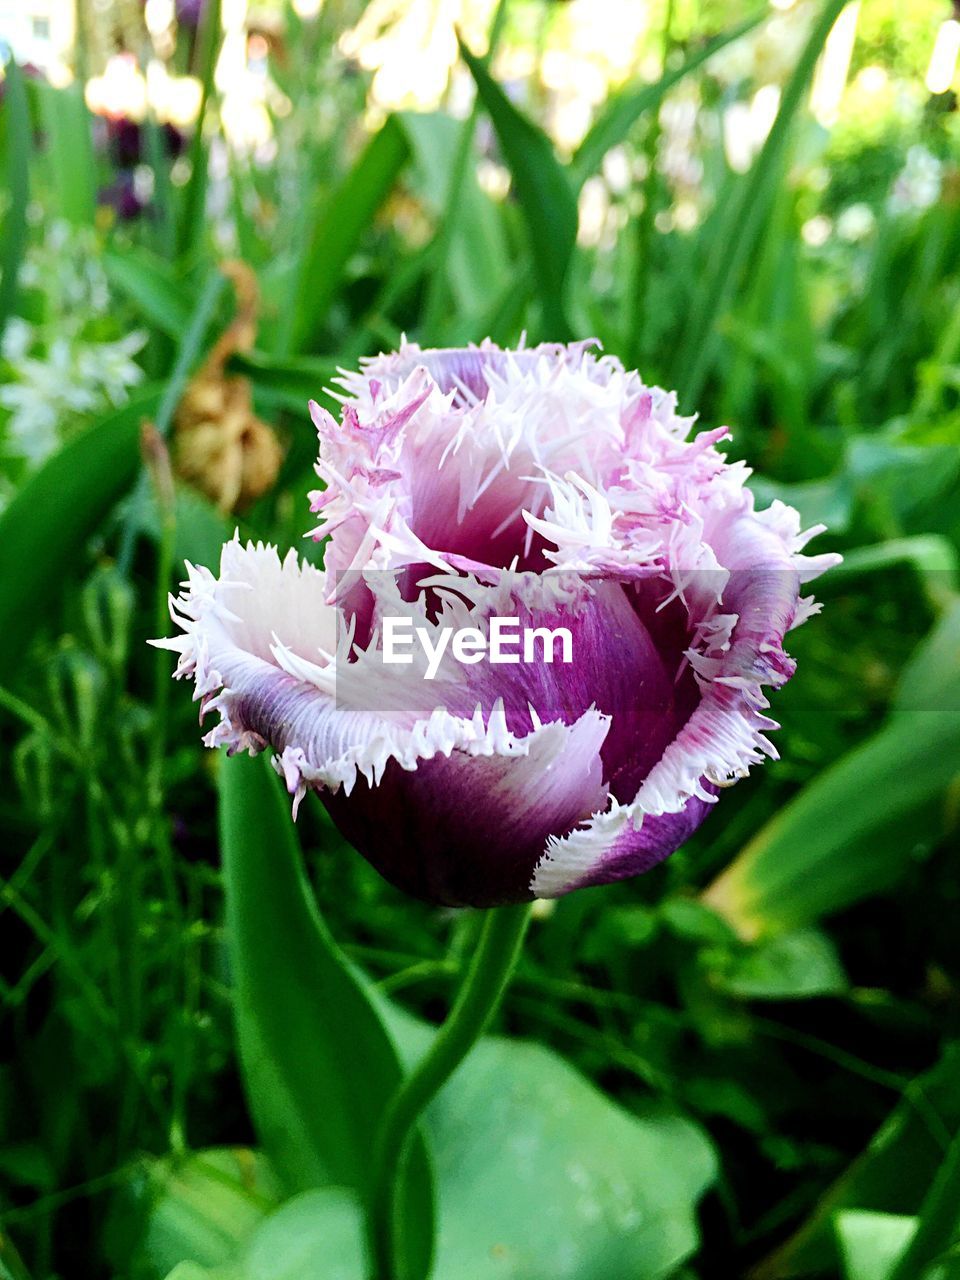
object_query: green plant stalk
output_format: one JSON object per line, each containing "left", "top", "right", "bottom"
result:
{"left": 367, "top": 901, "right": 533, "bottom": 1280}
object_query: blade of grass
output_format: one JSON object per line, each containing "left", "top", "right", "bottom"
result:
{"left": 673, "top": 0, "right": 847, "bottom": 407}
{"left": 143, "top": 114, "right": 178, "bottom": 261}
{"left": 572, "top": 10, "right": 766, "bottom": 185}
{"left": 0, "top": 57, "right": 30, "bottom": 349}
{"left": 459, "top": 37, "right": 578, "bottom": 339}
{"left": 280, "top": 115, "right": 411, "bottom": 355}
{"left": 178, "top": 0, "right": 223, "bottom": 259}
{"left": 117, "top": 267, "right": 229, "bottom": 572}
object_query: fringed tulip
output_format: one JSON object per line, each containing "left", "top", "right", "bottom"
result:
{"left": 157, "top": 341, "right": 838, "bottom": 906}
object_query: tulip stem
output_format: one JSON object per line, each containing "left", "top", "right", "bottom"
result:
{"left": 367, "top": 900, "right": 533, "bottom": 1280}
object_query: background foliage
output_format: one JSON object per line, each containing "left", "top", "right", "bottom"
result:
{"left": 1, "top": 0, "right": 959, "bottom": 1277}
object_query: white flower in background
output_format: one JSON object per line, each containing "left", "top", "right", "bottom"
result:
{"left": 1, "top": 331, "right": 146, "bottom": 464}
{"left": 889, "top": 146, "right": 943, "bottom": 214}
{"left": 0, "top": 222, "right": 147, "bottom": 474}
{"left": 836, "top": 203, "right": 875, "bottom": 243}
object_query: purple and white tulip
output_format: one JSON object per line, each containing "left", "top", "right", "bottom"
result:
{"left": 158, "top": 341, "right": 838, "bottom": 907}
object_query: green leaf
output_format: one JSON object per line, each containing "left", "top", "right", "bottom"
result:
{"left": 281, "top": 118, "right": 411, "bottom": 355}
{"left": 103, "top": 248, "right": 191, "bottom": 339}
{"left": 387, "top": 1012, "right": 716, "bottom": 1280}
{"left": 35, "top": 81, "right": 95, "bottom": 226}
{"left": 572, "top": 12, "right": 766, "bottom": 183}
{"left": 217, "top": 753, "right": 434, "bottom": 1280}
{"left": 156, "top": 1029, "right": 716, "bottom": 1280}
{"left": 133, "top": 1149, "right": 280, "bottom": 1275}
{"left": 162, "top": 1189, "right": 366, "bottom": 1280}
{"left": 830, "top": 538, "right": 959, "bottom": 613}
{"left": 0, "top": 387, "right": 162, "bottom": 674}
{"left": 0, "top": 56, "right": 30, "bottom": 348}
{"left": 703, "top": 711, "right": 960, "bottom": 938}
{"left": 459, "top": 39, "right": 578, "bottom": 338}
{"left": 709, "top": 929, "right": 848, "bottom": 1001}
{"left": 835, "top": 1211, "right": 917, "bottom": 1280}
{"left": 894, "top": 600, "right": 960, "bottom": 716}
{"left": 236, "top": 1190, "right": 365, "bottom": 1280}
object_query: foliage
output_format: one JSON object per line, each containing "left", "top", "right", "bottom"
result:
{"left": 1, "top": 2, "right": 959, "bottom": 1278}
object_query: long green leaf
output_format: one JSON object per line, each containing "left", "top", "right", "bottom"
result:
{"left": 282, "top": 117, "right": 411, "bottom": 355}
{"left": 0, "top": 386, "right": 162, "bottom": 674}
{"left": 0, "top": 57, "right": 30, "bottom": 348}
{"left": 674, "top": 0, "right": 847, "bottom": 405}
{"left": 217, "top": 753, "right": 434, "bottom": 1280}
{"left": 703, "top": 710, "right": 960, "bottom": 938}
{"left": 459, "top": 39, "right": 578, "bottom": 338}
{"left": 572, "top": 11, "right": 766, "bottom": 184}
{"left": 35, "top": 81, "right": 95, "bottom": 226}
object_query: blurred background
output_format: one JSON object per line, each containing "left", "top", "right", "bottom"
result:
{"left": 1, "top": 1, "right": 959, "bottom": 1277}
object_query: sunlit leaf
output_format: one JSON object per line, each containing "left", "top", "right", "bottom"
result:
{"left": 835, "top": 1211, "right": 916, "bottom": 1280}
{"left": 703, "top": 711, "right": 960, "bottom": 938}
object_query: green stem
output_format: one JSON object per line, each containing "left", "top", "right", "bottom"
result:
{"left": 367, "top": 901, "right": 532, "bottom": 1280}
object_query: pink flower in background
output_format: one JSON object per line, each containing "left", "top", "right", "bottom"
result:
{"left": 157, "top": 341, "right": 838, "bottom": 907}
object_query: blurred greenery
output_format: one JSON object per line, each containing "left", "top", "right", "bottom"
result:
{"left": 1, "top": 0, "right": 959, "bottom": 1277}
